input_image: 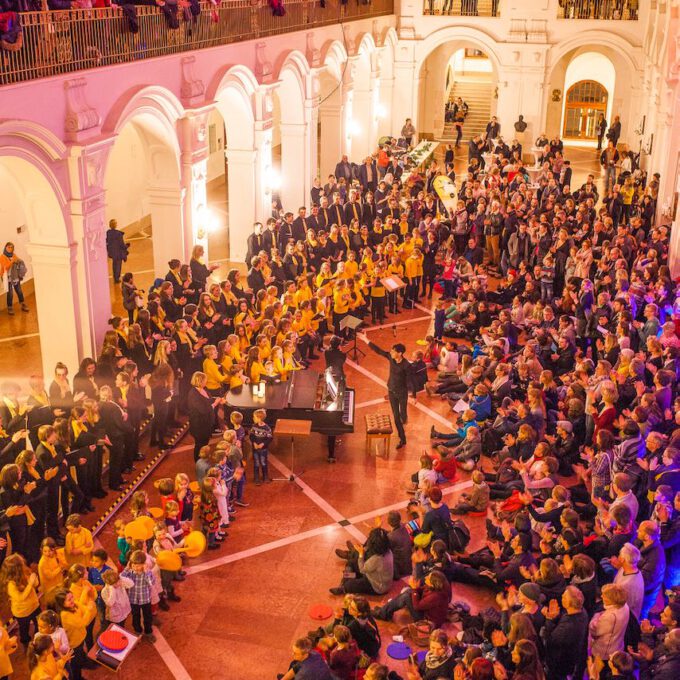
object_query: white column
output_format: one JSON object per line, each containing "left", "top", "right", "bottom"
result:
{"left": 67, "top": 140, "right": 114, "bottom": 355}
{"left": 393, "top": 55, "right": 418, "bottom": 135}
{"left": 179, "top": 109, "right": 212, "bottom": 261}
{"left": 351, "top": 87, "right": 372, "bottom": 159}
{"left": 307, "top": 97, "right": 319, "bottom": 184}
{"left": 148, "top": 187, "right": 186, "bottom": 277}
{"left": 378, "top": 75, "right": 395, "bottom": 139}
{"left": 279, "top": 122, "right": 308, "bottom": 211}
{"left": 342, "top": 83, "right": 354, "bottom": 157}
{"left": 319, "top": 102, "right": 343, "bottom": 179}
{"left": 26, "top": 243, "right": 83, "bottom": 376}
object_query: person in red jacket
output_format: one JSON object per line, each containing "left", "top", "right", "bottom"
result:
{"left": 371, "top": 570, "right": 451, "bottom": 628}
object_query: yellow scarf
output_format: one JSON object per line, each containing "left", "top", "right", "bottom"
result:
{"left": 2, "top": 396, "right": 24, "bottom": 418}
{"left": 72, "top": 420, "right": 87, "bottom": 440}
{"left": 30, "top": 391, "right": 49, "bottom": 407}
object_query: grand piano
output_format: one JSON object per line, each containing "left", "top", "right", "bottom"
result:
{"left": 224, "top": 368, "right": 355, "bottom": 460}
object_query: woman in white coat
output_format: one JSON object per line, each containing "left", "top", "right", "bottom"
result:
{"left": 588, "top": 583, "right": 630, "bottom": 661}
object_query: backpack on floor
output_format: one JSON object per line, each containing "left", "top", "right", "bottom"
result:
{"left": 447, "top": 518, "right": 471, "bottom": 553}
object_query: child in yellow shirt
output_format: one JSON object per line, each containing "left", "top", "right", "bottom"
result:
{"left": 64, "top": 513, "right": 94, "bottom": 568}
{"left": 28, "top": 633, "right": 71, "bottom": 680}
{"left": 1, "top": 554, "right": 40, "bottom": 645}
{"left": 38, "top": 537, "right": 66, "bottom": 603}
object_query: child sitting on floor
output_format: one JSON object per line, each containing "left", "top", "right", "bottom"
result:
{"left": 451, "top": 470, "right": 490, "bottom": 515}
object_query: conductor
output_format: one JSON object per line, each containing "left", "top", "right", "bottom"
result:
{"left": 357, "top": 334, "right": 410, "bottom": 449}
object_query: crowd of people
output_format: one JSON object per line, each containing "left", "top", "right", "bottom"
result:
{"left": 0, "top": 107, "right": 678, "bottom": 680}
{"left": 272, "top": 122, "right": 678, "bottom": 680}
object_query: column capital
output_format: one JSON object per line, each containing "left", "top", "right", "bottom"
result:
{"left": 26, "top": 241, "right": 78, "bottom": 266}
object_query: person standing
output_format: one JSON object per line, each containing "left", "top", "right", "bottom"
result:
{"left": 401, "top": 118, "right": 416, "bottom": 147}
{"left": 607, "top": 115, "right": 622, "bottom": 147}
{"left": 597, "top": 113, "right": 608, "bottom": 150}
{"left": 358, "top": 334, "right": 410, "bottom": 449}
{"left": 600, "top": 140, "right": 620, "bottom": 194}
{"left": 0, "top": 242, "right": 28, "bottom": 315}
{"left": 106, "top": 219, "right": 129, "bottom": 284}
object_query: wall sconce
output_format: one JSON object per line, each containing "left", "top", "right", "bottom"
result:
{"left": 347, "top": 119, "right": 361, "bottom": 136}
{"left": 263, "top": 168, "right": 281, "bottom": 195}
{"left": 196, "top": 206, "right": 219, "bottom": 241}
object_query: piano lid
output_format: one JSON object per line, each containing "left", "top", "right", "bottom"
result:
{"left": 288, "top": 369, "right": 319, "bottom": 409}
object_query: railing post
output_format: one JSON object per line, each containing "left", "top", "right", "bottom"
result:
{"left": 251, "top": 0, "right": 260, "bottom": 39}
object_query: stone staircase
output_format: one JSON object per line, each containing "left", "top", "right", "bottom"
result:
{"left": 441, "top": 78, "right": 494, "bottom": 142}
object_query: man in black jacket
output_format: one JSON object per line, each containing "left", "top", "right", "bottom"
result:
{"left": 245, "top": 222, "right": 265, "bottom": 265}
{"left": 544, "top": 585, "right": 589, "bottom": 680}
{"left": 358, "top": 335, "right": 410, "bottom": 448}
{"left": 106, "top": 219, "right": 129, "bottom": 284}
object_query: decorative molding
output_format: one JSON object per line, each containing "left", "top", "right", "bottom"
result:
{"left": 254, "top": 42, "right": 274, "bottom": 84}
{"left": 180, "top": 56, "right": 205, "bottom": 106}
{"left": 64, "top": 79, "right": 101, "bottom": 142}
{"left": 305, "top": 33, "right": 322, "bottom": 69}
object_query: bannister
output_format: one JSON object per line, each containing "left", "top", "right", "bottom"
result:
{"left": 556, "top": 0, "right": 639, "bottom": 20}
{"left": 0, "top": 0, "right": 394, "bottom": 86}
{"left": 422, "top": 0, "right": 499, "bottom": 17}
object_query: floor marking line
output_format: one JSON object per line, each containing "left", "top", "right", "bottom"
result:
{"left": 346, "top": 358, "right": 453, "bottom": 429}
{"left": 268, "top": 453, "right": 367, "bottom": 542}
{"left": 415, "top": 303, "right": 435, "bottom": 316}
{"left": 355, "top": 398, "right": 388, "bottom": 410}
{"left": 0, "top": 332, "right": 40, "bottom": 343}
{"left": 184, "top": 524, "right": 340, "bottom": 575}
{"left": 347, "top": 478, "right": 473, "bottom": 524}
{"left": 153, "top": 628, "right": 193, "bottom": 680}
{"left": 364, "top": 315, "right": 432, "bottom": 333}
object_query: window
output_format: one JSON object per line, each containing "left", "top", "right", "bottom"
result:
{"left": 563, "top": 80, "right": 608, "bottom": 140}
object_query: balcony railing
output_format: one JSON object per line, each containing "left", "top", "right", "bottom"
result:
{"left": 422, "top": 0, "right": 499, "bottom": 16}
{"left": 0, "top": 0, "right": 394, "bottom": 86}
{"left": 557, "top": 0, "right": 639, "bottom": 20}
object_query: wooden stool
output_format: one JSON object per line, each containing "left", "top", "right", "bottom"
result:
{"left": 365, "top": 413, "right": 393, "bottom": 457}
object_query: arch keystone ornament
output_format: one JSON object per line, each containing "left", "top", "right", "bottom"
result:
{"left": 180, "top": 56, "right": 206, "bottom": 107}
{"left": 64, "top": 78, "right": 101, "bottom": 143}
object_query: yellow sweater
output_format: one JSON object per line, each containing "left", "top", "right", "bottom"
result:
{"left": 0, "top": 624, "right": 17, "bottom": 677}
{"left": 38, "top": 555, "right": 65, "bottom": 597}
{"left": 203, "top": 358, "right": 228, "bottom": 391}
{"left": 31, "top": 654, "right": 66, "bottom": 680}
{"left": 64, "top": 527, "right": 94, "bottom": 567}
{"left": 7, "top": 580, "right": 39, "bottom": 618}
{"left": 61, "top": 602, "right": 95, "bottom": 649}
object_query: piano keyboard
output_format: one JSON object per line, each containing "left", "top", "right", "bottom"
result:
{"left": 342, "top": 389, "right": 355, "bottom": 426}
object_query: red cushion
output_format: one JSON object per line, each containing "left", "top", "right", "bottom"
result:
{"left": 98, "top": 630, "right": 128, "bottom": 652}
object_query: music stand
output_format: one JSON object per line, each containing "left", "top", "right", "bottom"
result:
{"left": 340, "top": 315, "right": 365, "bottom": 362}
{"left": 273, "top": 419, "right": 312, "bottom": 484}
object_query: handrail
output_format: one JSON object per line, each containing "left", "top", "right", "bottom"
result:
{"left": 0, "top": 0, "right": 394, "bottom": 86}
{"left": 556, "top": 0, "right": 639, "bottom": 20}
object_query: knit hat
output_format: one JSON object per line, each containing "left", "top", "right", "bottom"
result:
{"left": 519, "top": 582, "right": 542, "bottom": 603}
{"left": 556, "top": 420, "right": 573, "bottom": 434}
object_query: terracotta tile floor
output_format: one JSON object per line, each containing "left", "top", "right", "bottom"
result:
{"left": 4, "top": 145, "right": 605, "bottom": 678}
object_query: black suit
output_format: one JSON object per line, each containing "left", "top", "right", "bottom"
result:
{"left": 291, "top": 217, "right": 309, "bottom": 242}
{"left": 317, "top": 207, "right": 332, "bottom": 232}
{"left": 99, "top": 400, "right": 131, "bottom": 489}
{"left": 106, "top": 228, "right": 128, "bottom": 283}
{"left": 262, "top": 228, "right": 280, "bottom": 255}
{"left": 329, "top": 203, "right": 345, "bottom": 228}
{"left": 246, "top": 232, "right": 265, "bottom": 264}
{"left": 247, "top": 267, "right": 266, "bottom": 293}
{"left": 334, "top": 161, "right": 353, "bottom": 183}
{"left": 344, "top": 201, "right": 363, "bottom": 226}
{"left": 187, "top": 388, "right": 214, "bottom": 461}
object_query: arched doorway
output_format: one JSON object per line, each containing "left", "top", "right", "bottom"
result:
{"left": 0, "top": 151, "right": 85, "bottom": 377}
{"left": 563, "top": 80, "right": 609, "bottom": 140}
{"left": 104, "top": 113, "right": 183, "bottom": 299}
{"left": 418, "top": 41, "right": 499, "bottom": 141}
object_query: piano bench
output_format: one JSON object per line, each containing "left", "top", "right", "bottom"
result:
{"left": 365, "top": 414, "right": 393, "bottom": 457}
